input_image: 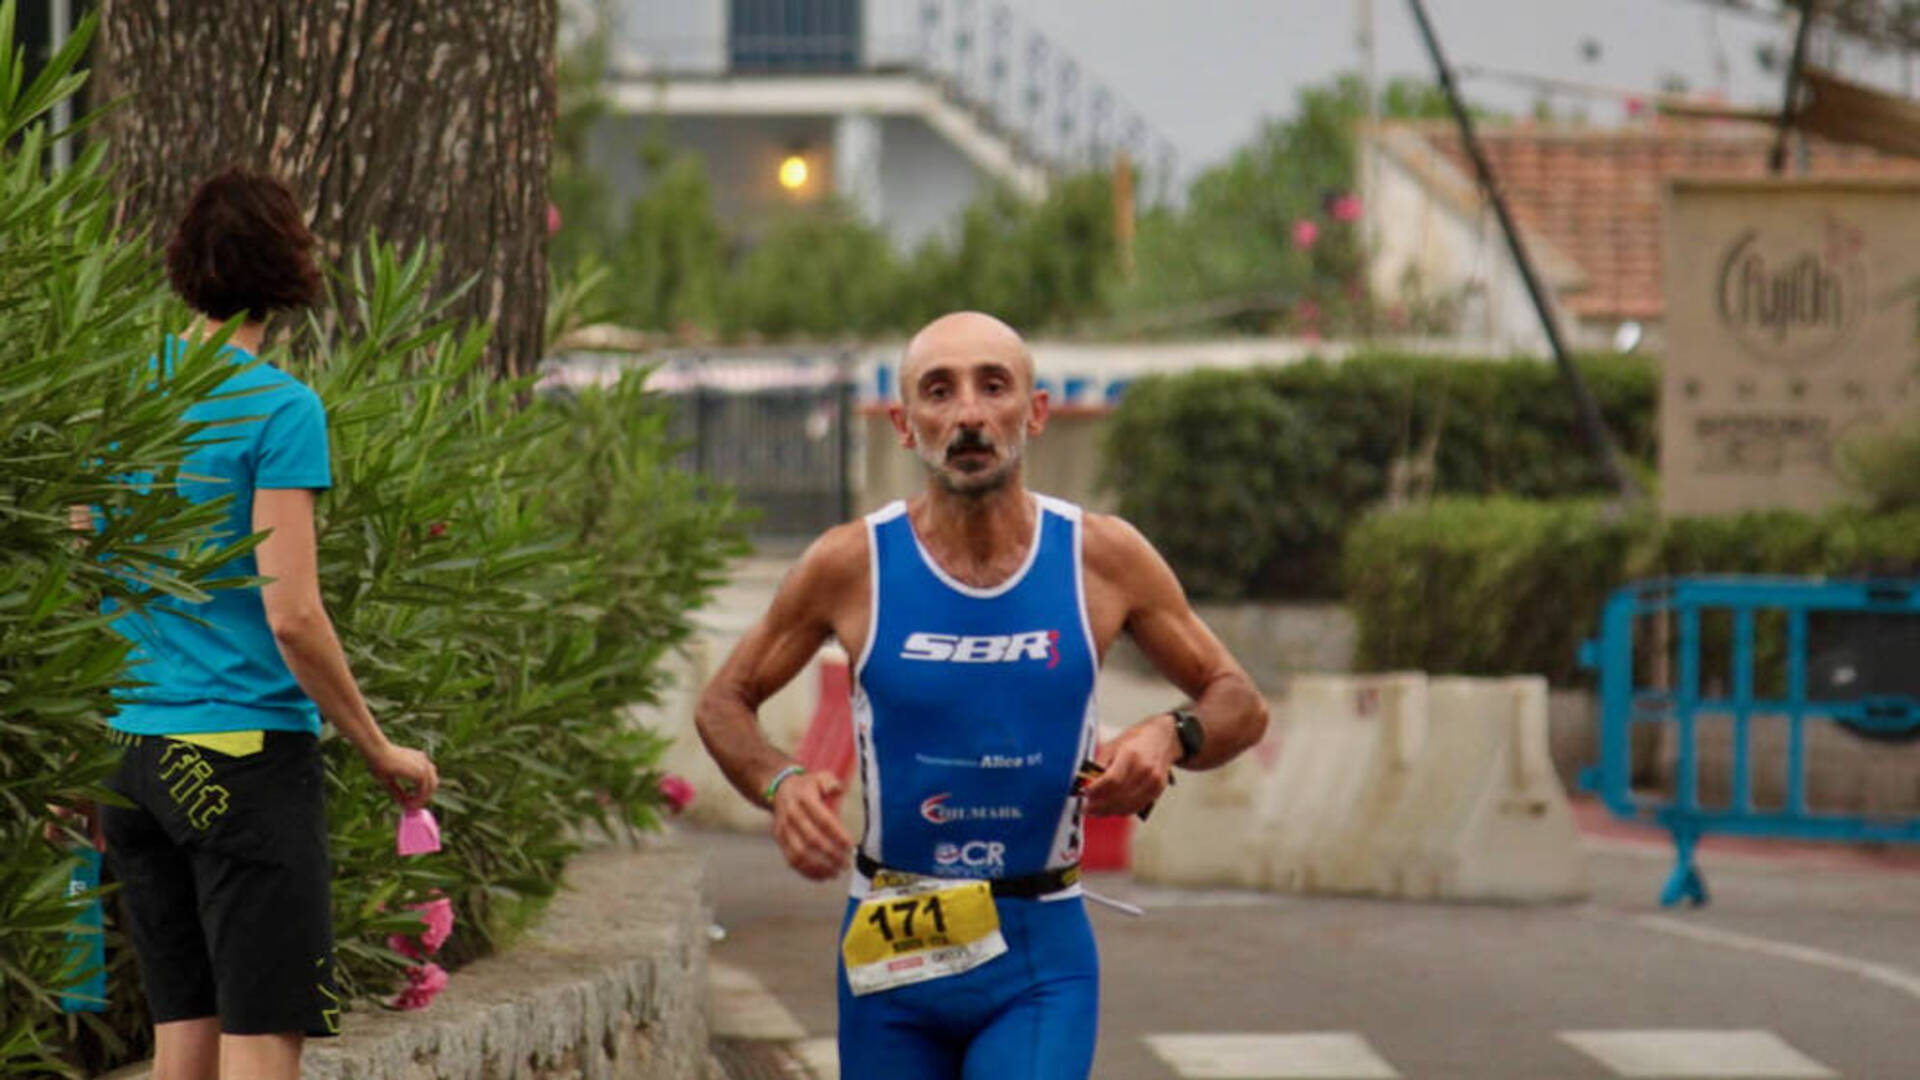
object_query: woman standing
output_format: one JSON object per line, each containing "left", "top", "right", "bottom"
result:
{"left": 102, "top": 167, "right": 438, "bottom": 1080}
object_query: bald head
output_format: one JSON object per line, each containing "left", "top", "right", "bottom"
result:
{"left": 899, "top": 311, "right": 1034, "bottom": 402}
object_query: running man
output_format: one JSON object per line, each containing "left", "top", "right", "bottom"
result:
{"left": 696, "top": 311, "right": 1269, "bottom": 1078}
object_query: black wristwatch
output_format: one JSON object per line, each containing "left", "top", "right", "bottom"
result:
{"left": 1168, "top": 708, "right": 1204, "bottom": 766}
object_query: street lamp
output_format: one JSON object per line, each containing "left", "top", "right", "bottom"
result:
{"left": 778, "top": 152, "right": 810, "bottom": 191}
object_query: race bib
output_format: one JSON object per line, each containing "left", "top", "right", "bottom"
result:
{"left": 841, "top": 878, "right": 1007, "bottom": 997}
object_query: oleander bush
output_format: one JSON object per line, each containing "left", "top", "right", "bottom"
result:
{"left": 1, "top": 10, "right": 744, "bottom": 1072}
{"left": 0, "top": 10, "right": 252, "bottom": 1073}
{"left": 296, "top": 246, "right": 745, "bottom": 999}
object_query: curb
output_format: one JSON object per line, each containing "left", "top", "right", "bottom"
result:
{"left": 103, "top": 837, "right": 719, "bottom": 1080}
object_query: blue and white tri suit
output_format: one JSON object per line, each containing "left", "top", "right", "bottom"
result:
{"left": 838, "top": 494, "right": 1101, "bottom": 1080}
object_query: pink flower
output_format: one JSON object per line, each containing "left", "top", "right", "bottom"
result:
{"left": 659, "top": 774, "right": 695, "bottom": 814}
{"left": 546, "top": 203, "right": 563, "bottom": 235}
{"left": 1329, "top": 194, "right": 1362, "bottom": 223}
{"left": 392, "top": 962, "right": 449, "bottom": 1011}
{"left": 1292, "top": 219, "right": 1320, "bottom": 250}
{"left": 387, "top": 932, "right": 423, "bottom": 961}
{"left": 411, "top": 896, "right": 455, "bottom": 953}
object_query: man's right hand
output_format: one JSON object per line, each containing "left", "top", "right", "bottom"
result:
{"left": 364, "top": 743, "right": 439, "bottom": 810}
{"left": 771, "top": 771, "right": 852, "bottom": 881}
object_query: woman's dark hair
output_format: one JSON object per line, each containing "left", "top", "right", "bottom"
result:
{"left": 164, "top": 167, "right": 322, "bottom": 321}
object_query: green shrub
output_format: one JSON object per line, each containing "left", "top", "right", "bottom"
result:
{"left": 906, "top": 172, "right": 1118, "bottom": 332}
{"left": 1343, "top": 498, "right": 1650, "bottom": 683}
{"left": 723, "top": 204, "right": 902, "bottom": 338}
{"left": 0, "top": 10, "right": 260, "bottom": 1073}
{"left": 1837, "top": 413, "right": 1920, "bottom": 513}
{"left": 1, "top": 10, "right": 746, "bottom": 1067}
{"left": 1343, "top": 497, "right": 1920, "bottom": 684}
{"left": 1103, "top": 370, "right": 1339, "bottom": 599}
{"left": 1105, "top": 352, "right": 1657, "bottom": 600}
{"left": 290, "top": 247, "right": 746, "bottom": 996}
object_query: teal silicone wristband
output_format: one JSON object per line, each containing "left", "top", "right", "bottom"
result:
{"left": 763, "top": 764, "right": 806, "bottom": 803}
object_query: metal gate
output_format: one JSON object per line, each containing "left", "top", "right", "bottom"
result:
{"left": 1579, "top": 576, "right": 1920, "bottom": 906}
{"left": 662, "top": 352, "right": 857, "bottom": 539}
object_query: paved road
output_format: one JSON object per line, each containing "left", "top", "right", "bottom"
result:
{"left": 697, "top": 824, "right": 1920, "bottom": 1080}
{"left": 692, "top": 555, "right": 1919, "bottom": 1079}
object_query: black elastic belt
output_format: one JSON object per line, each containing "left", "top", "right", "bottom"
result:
{"left": 856, "top": 852, "right": 1080, "bottom": 899}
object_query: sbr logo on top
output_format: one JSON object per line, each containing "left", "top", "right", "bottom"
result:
{"left": 920, "top": 792, "right": 1025, "bottom": 825}
{"left": 933, "top": 839, "right": 1007, "bottom": 875}
{"left": 900, "top": 630, "right": 1060, "bottom": 668}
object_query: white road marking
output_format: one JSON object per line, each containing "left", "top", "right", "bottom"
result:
{"left": 793, "top": 1036, "right": 839, "bottom": 1080}
{"left": 1560, "top": 1029, "right": 1837, "bottom": 1078}
{"left": 1635, "top": 913, "right": 1920, "bottom": 1003}
{"left": 1145, "top": 1033, "right": 1400, "bottom": 1079}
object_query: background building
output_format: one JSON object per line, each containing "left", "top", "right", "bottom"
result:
{"left": 1362, "top": 118, "right": 1920, "bottom": 355}
{"left": 592, "top": 0, "right": 1173, "bottom": 249}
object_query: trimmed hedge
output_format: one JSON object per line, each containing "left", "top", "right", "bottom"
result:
{"left": 1341, "top": 498, "right": 1646, "bottom": 684}
{"left": 1105, "top": 353, "right": 1656, "bottom": 600}
{"left": 1344, "top": 497, "right": 1920, "bottom": 684}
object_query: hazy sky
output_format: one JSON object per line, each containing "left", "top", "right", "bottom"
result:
{"left": 923, "top": 0, "right": 1905, "bottom": 176}
{"left": 620, "top": 1, "right": 1915, "bottom": 180}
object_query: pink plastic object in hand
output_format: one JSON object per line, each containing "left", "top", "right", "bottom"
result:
{"left": 396, "top": 808, "right": 442, "bottom": 856}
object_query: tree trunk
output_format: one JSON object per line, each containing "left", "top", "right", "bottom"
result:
{"left": 97, "top": 0, "right": 555, "bottom": 377}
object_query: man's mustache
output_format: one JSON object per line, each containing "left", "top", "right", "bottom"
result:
{"left": 946, "top": 430, "right": 995, "bottom": 458}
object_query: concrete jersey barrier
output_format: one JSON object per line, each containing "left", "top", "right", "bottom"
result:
{"left": 1133, "top": 673, "right": 1589, "bottom": 904}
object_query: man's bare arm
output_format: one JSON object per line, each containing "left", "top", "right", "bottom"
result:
{"left": 1081, "top": 514, "right": 1269, "bottom": 815}
{"left": 695, "top": 523, "right": 865, "bottom": 879}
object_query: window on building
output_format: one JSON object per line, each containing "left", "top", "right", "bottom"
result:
{"left": 730, "top": 0, "right": 860, "bottom": 73}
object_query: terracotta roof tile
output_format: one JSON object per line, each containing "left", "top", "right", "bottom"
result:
{"left": 1402, "top": 122, "right": 1920, "bottom": 320}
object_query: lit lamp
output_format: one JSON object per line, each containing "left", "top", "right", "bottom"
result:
{"left": 778, "top": 151, "right": 810, "bottom": 192}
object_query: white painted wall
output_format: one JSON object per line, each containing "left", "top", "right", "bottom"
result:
{"left": 591, "top": 114, "right": 836, "bottom": 234}
{"left": 1363, "top": 139, "right": 1552, "bottom": 357}
{"left": 1360, "top": 133, "right": 1651, "bottom": 358}
{"left": 616, "top": 0, "right": 726, "bottom": 72}
{"left": 590, "top": 109, "right": 989, "bottom": 251}
{"left": 877, "top": 116, "right": 989, "bottom": 248}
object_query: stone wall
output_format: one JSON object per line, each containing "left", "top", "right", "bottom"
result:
{"left": 103, "top": 840, "right": 717, "bottom": 1080}
{"left": 1107, "top": 602, "right": 1357, "bottom": 695}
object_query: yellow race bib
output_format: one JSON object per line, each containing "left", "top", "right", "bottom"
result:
{"left": 841, "top": 878, "right": 1007, "bottom": 996}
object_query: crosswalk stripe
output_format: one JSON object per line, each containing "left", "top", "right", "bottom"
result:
{"left": 1559, "top": 1029, "right": 1839, "bottom": 1079}
{"left": 1144, "top": 1033, "right": 1400, "bottom": 1079}
{"left": 792, "top": 1036, "right": 839, "bottom": 1080}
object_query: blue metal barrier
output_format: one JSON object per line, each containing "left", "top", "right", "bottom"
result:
{"left": 1578, "top": 576, "right": 1920, "bottom": 907}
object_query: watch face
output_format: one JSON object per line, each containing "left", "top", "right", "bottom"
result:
{"left": 1174, "top": 711, "right": 1203, "bottom": 760}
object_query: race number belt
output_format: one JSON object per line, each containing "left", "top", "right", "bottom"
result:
{"left": 854, "top": 852, "right": 1081, "bottom": 899}
{"left": 841, "top": 876, "right": 1006, "bottom": 996}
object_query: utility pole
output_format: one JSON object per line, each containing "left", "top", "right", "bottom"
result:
{"left": 1404, "top": 0, "right": 1641, "bottom": 502}
{"left": 1770, "top": 0, "right": 1819, "bottom": 174}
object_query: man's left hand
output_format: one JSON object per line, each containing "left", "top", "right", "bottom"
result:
{"left": 1081, "top": 715, "right": 1179, "bottom": 817}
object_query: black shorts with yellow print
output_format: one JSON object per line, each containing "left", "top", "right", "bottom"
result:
{"left": 102, "top": 728, "right": 340, "bottom": 1037}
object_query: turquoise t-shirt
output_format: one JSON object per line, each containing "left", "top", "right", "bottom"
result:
{"left": 108, "top": 338, "right": 332, "bottom": 736}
